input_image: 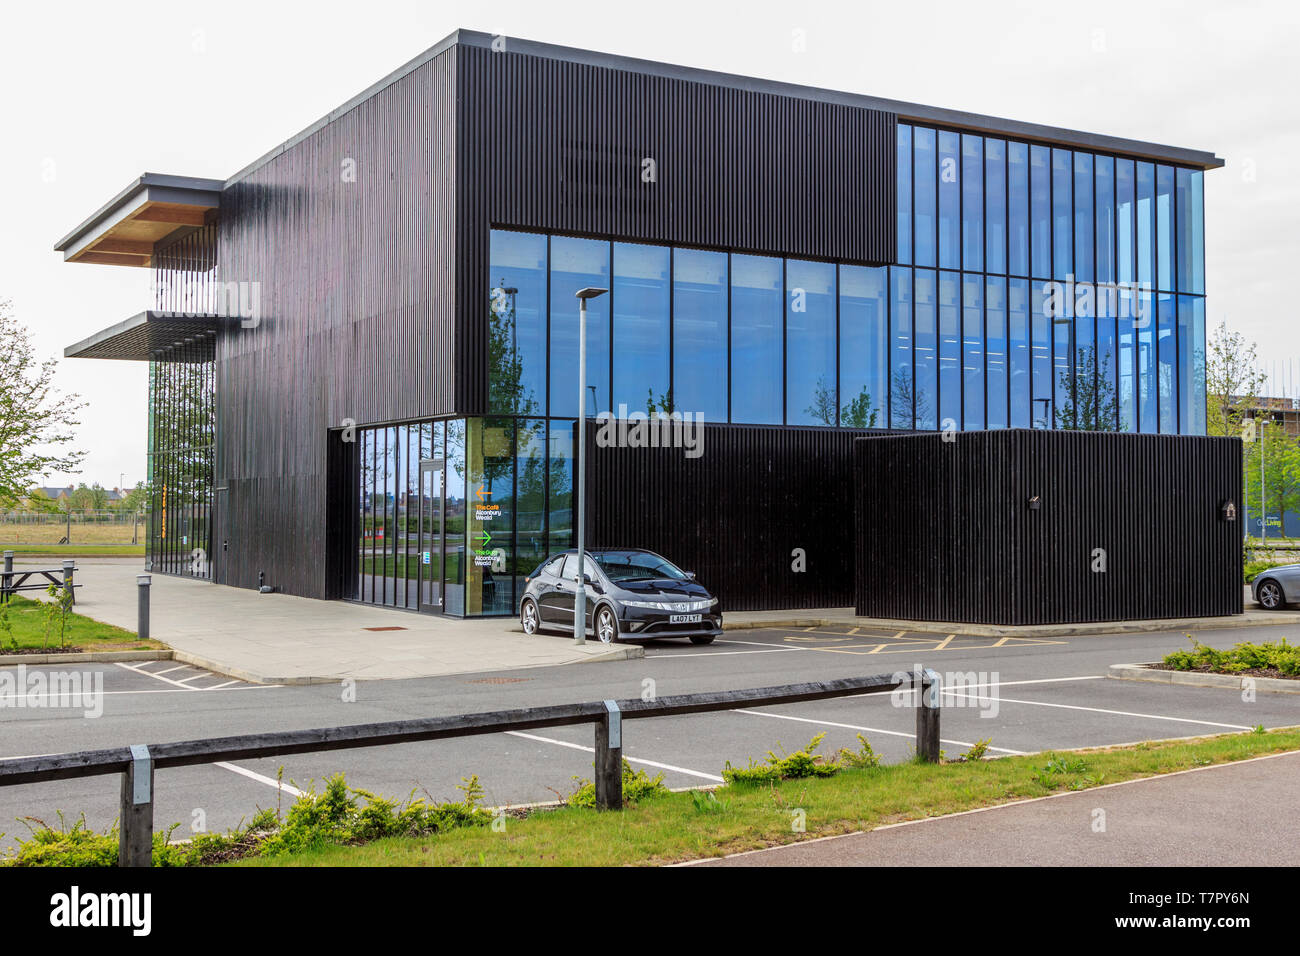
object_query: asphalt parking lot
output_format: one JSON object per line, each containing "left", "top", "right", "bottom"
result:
{"left": 1, "top": 622, "right": 1298, "bottom": 848}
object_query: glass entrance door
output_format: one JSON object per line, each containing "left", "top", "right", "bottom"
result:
{"left": 418, "top": 457, "right": 444, "bottom": 613}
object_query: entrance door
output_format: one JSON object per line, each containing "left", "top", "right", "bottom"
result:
{"left": 418, "top": 458, "right": 444, "bottom": 612}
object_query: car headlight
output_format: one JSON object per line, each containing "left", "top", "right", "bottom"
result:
{"left": 621, "top": 598, "right": 717, "bottom": 611}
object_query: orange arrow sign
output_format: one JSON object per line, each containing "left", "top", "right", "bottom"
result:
{"left": 476, "top": 484, "right": 490, "bottom": 501}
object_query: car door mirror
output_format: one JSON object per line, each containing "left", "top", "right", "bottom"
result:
{"left": 686, "top": 571, "right": 696, "bottom": 579}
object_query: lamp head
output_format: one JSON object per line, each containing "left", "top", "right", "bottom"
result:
{"left": 574, "top": 287, "right": 608, "bottom": 300}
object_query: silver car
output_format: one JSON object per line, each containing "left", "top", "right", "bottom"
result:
{"left": 1252, "top": 564, "right": 1300, "bottom": 609}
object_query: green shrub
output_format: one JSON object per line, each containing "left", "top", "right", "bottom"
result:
{"left": 1161, "top": 637, "right": 1300, "bottom": 676}
{"left": 722, "top": 733, "right": 884, "bottom": 784}
{"left": 1244, "top": 559, "right": 1284, "bottom": 584}
{"left": 567, "top": 760, "right": 668, "bottom": 808}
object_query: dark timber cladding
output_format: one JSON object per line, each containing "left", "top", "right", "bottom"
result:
{"left": 586, "top": 424, "right": 876, "bottom": 611}
{"left": 456, "top": 42, "right": 897, "bottom": 415}
{"left": 214, "top": 50, "right": 457, "bottom": 597}
{"left": 854, "top": 430, "right": 1243, "bottom": 625}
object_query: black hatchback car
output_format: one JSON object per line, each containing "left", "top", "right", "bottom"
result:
{"left": 519, "top": 548, "right": 722, "bottom": 644}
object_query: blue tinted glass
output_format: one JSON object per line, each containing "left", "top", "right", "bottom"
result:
{"left": 962, "top": 273, "right": 984, "bottom": 430}
{"left": 489, "top": 230, "right": 548, "bottom": 416}
{"left": 897, "top": 124, "right": 912, "bottom": 265}
{"left": 1032, "top": 282, "right": 1053, "bottom": 427}
{"left": 1156, "top": 166, "right": 1175, "bottom": 292}
{"left": 730, "top": 253, "right": 783, "bottom": 424}
{"left": 1096, "top": 310, "right": 1118, "bottom": 431}
{"left": 1180, "top": 295, "right": 1206, "bottom": 434}
{"left": 1190, "top": 171, "right": 1205, "bottom": 294}
{"left": 985, "top": 139, "right": 1006, "bottom": 274}
{"left": 938, "top": 132, "right": 960, "bottom": 269}
{"left": 1095, "top": 156, "right": 1115, "bottom": 285}
{"left": 1136, "top": 162, "right": 1155, "bottom": 288}
{"left": 786, "top": 259, "right": 837, "bottom": 426}
{"left": 1116, "top": 159, "right": 1135, "bottom": 286}
{"left": 1008, "top": 278, "right": 1031, "bottom": 427}
{"left": 1175, "top": 168, "right": 1199, "bottom": 293}
{"left": 612, "top": 242, "right": 670, "bottom": 414}
{"left": 1157, "top": 292, "right": 1176, "bottom": 433}
{"left": 550, "top": 237, "right": 610, "bottom": 418}
{"left": 914, "top": 269, "right": 938, "bottom": 430}
{"left": 1068, "top": 309, "right": 1094, "bottom": 430}
{"left": 840, "top": 265, "right": 888, "bottom": 428}
{"left": 985, "top": 277, "right": 1008, "bottom": 429}
{"left": 1051, "top": 284, "right": 1071, "bottom": 427}
{"left": 1008, "top": 142, "right": 1029, "bottom": 276}
{"left": 672, "top": 248, "right": 728, "bottom": 422}
{"left": 962, "top": 135, "right": 983, "bottom": 273}
{"left": 914, "top": 128, "right": 936, "bottom": 268}
{"left": 1137, "top": 289, "right": 1156, "bottom": 432}
{"left": 938, "top": 271, "right": 961, "bottom": 428}
{"left": 1052, "top": 149, "right": 1073, "bottom": 281}
{"left": 1030, "top": 145, "right": 1051, "bottom": 277}
{"left": 1073, "top": 152, "right": 1093, "bottom": 283}
{"left": 890, "top": 267, "right": 913, "bottom": 428}
{"left": 1118, "top": 302, "right": 1136, "bottom": 432}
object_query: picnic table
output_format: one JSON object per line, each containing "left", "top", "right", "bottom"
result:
{"left": 0, "top": 552, "right": 79, "bottom": 605}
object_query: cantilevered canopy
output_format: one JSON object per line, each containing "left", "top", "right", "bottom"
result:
{"left": 53, "top": 173, "right": 223, "bottom": 267}
{"left": 64, "top": 311, "right": 234, "bottom": 361}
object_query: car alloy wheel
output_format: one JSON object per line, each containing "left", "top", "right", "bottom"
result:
{"left": 595, "top": 606, "right": 618, "bottom": 644}
{"left": 521, "top": 599, "right": 540, "bottom": 634}
{"left": 1258, "top": 580, "right": 1284, "bottom": 610}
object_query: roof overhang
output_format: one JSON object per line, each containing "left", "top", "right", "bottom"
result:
{"left": 64, "top": 311, "right": 234, "bottom": 361}
{"left": 53, "top": 174, "right": 223, "bottom": 267}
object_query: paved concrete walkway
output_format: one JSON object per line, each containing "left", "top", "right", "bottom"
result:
{"left": 695, "top": 750, "right": 1300, "bottom": 866}
{"left": 31, "top": 559, "right": 639, "bottom": 683}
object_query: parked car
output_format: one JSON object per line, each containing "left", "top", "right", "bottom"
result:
{"left": 1252, "top": 564, "right": 1300, "bottom": 609}
{"left": 519, "top": 548, "right": 722, "bottom": 644}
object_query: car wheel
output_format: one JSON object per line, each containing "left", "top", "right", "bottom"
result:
{"left": 595, "top": 605, "right": 620, "bottom": 644}
{"left": 1257, "top": 579, "right": 1287, "bottom": 610}
{"left": 689, "top": 635, "right": 716, "bottom": 646}
{"left": 521, "top": 598, "right": 541, "bottom": 634}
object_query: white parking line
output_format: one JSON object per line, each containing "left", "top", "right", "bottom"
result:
{"left": 505, "top": 730, "right": 725, "bottom": 782}
{"left": 149, "top": 665, "right": 192, "bottom": 677}
{"left": 215, "top": 762, "right": 307, "bottom": 798}
{"left": 114, "top": 661, "right": 202, "bottom": 690}
{"left": 942, "top": 690, "right": 1256, "bottom": 731}
{"left": 732, "top": 708, "right": 1027, "bottom": 754}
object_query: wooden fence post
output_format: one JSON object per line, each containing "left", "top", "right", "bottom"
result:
{"left": 119, "top": 745, "right": 154, "bottom": 867}
{"left": 594, "top": 700, "right": 623, "bottom": 810}
{"left": 915, "top": 668, "right": 942, "bottom": 762}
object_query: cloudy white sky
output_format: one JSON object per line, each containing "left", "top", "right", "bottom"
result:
{"left": 1, "top": 0, "right": 1296, "bottom": 489}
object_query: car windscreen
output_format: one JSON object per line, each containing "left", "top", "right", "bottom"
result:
{"left": 592, "top": 551, "right": 688, "bottom": 582}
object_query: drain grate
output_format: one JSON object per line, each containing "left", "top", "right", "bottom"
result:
{"left": 363, "top": 626, "right": 408, "bottom": 632}
{"left": 464, "top": 677, "right": 533, "bottom": 684}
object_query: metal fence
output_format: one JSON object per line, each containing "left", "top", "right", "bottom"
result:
{"left": 0, "top": 669, "right": 942, "bottom": 866}
{"left": 0, "top": 510, "right": 143, "bottom": 545}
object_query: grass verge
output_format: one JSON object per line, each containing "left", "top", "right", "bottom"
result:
{"left": 0, "top": 595, "right": 161, "bottom": 652}
{"left": 5, "top": 545, "right": 145, "bottom": 557}
{"left": 233, "top": 727, "right": 1300, "bottom": 867}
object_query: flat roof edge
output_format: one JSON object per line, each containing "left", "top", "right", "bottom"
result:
{"left": 53, "top": 174, "right": 225, "bottom": 253}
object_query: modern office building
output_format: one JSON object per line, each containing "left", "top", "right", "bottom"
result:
{"left": 58, "top": 29, "right": 1224, "bottom": 617}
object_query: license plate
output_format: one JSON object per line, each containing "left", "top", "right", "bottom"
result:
{"left": 670, "top": 613, "right": 702, "bottom": 624}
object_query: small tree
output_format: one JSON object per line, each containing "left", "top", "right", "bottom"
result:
{"left": 1206, "top": 321, "right": 1267, "bottom": 438}
{"left": 0, "top": 300, "right": 86, "bottom": 502}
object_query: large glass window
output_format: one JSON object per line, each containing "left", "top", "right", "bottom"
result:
{"left": 1031, "top": 283, "right": 1053, "bottom": 428}
{"left": 897, "top": 124, "right": 912, "bottom": 265}
{"left": 914, "top": 269, "right": 938, "bottom": 430}
{"left": 489, "top": 231, "right": 547, "bottom": 416}
{"left": 1179, "top": 295, "right": 1207, "bottom": 434}
{"left": 986, "top": 276, "right": 1008, "bottom": 429}
{"left": 839, "top": 265, "right": 887, "bottom": 428}
{"left": 1073, "top": 152, "right": 1093, "bottom": 283}
{"left": 1118, "top": 305, "right": 1136, "bottom": 433}
{"left": 890, "top": 266, "right": 914, "bottom": 429}
{"left": 914, "top": 128, "right": 937, "bottom": 268}
{"left": 731, "top": 253, "right": 783, "bottom": 424}
{"left": 939, "top": 131, "right": 961, "bottom": 269}
{"left": 1030, "top": 145, "right": 1051, "bottom": 278}
{"left": 612, "top": 242, "right": 670, "bottom": 413}
{"left": 1175, "top": 168, "right": 1200, "bottom": 294}
{"left": 1116, "top": 159, "right": 1135, "bottom": 286}
{"left": 1096, "top": 312, "right": 1119, "bottom": 431}
{"left": 938, "top": 271, "right": 961, "bottom": 428}
{"left": 1095, "top": 156, "right": 1115, "bottom": 285}
{"left": 962, "top": 273, "right": 984, "bottom": 430}
{"left": 1137, "top": 289, "right": 1157, "bottom": 432}
{"left": 1156, "top": 165, "right": 1175, "bottom": 292}
{"left": 786, "top": 259, "right": 837, "bottom": 425}
{"left": 1009, "top": 278, "right": 1031, "bottom": 427}
{"left": 1052, "top": 148, "right": 1073, "bottom": 281}
{"left": 550, "top": 236, "right": 611, "bottom": 418}
{"left": 1136, "top": 162, "right": 1156, "bottom": 289}
{"left": 1157, "top": 292, "right": 1177, "bottom": 433}
{"left": 1008, "top": 142, "right": 1030, "bottom": 277}
{"left": 673, "top": 247, "right": 728, "bottom": 421}
{"left": 985, "top": 138, "right": 1006, "bottom": 275}
{"left": 962, "top": 134, "right": 983, "bottom": 272}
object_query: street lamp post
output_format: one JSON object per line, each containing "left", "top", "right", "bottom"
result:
{"left": 573, "top": 287, "right": 607, "bottom": 644}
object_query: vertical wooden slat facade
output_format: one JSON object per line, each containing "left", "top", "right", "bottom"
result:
{"left": 854, "top": 430, "right": 1243, "bottom": 624}
{"left": 587, "top": 424, "right": 878, "bottom": 610}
